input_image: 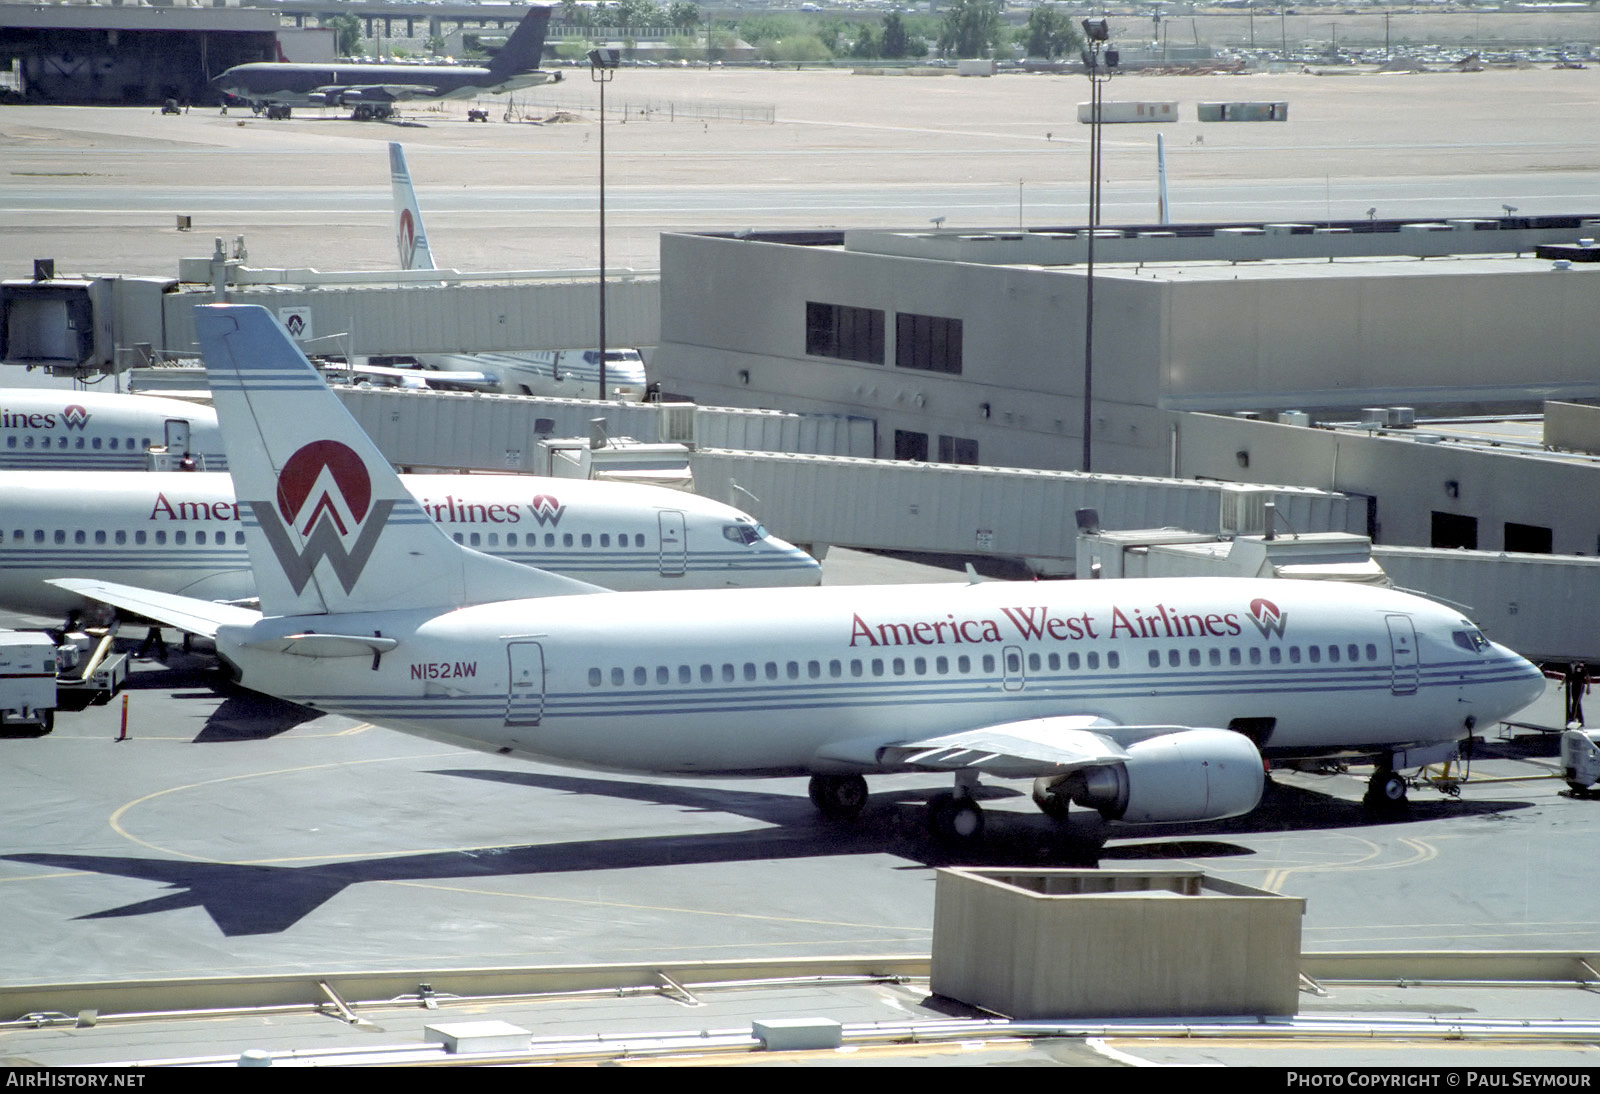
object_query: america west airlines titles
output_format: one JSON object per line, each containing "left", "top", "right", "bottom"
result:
{"left": 850, "top": 600, "right": 1285, "bottom": 648}
{"left": 144, "top": 491, "right": 566, "bottom": 527}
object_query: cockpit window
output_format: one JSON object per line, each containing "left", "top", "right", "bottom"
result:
{"left": 1452, "top": 624, "right": 1489, "bottom": 653}
{"left": 722, "top": 522, "right": 765, "bottom": 546}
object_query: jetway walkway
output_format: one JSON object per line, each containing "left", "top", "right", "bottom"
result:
{"left": 1, "top": 266, "right": 660, "bottom": 375}
{"left": 686, "top": 450, "right": 1362, "bottom": 572}
{"left": 1373, "top": 546, "right": 1600, "bottom": 664}
{"left": 333, "top": 387, "right": 877, "bottom": 471}
{"left": 1072, "top": 527, "right": 1600, "bottom": 662}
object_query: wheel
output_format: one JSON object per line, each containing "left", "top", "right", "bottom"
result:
{"left": 807, "top": 774, "right": 867, "bottom": 819}
{"left": 1363, "top": 769, "right": 1409, "bottom": 814}
{"left": 929, "top": 793, "right": 985, "bottom": 844}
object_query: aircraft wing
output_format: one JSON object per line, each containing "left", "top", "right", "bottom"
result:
{"left": 815, "top": 715, "right": 1204, "bottom": 779}
{"left": 48, "top": 579, "right": 259, "bottom": 640}
{"left": 325, "top": 363, "right": 499, "bottom": 390}
{"left": 313, "top": 83, "right": 440, "bottom": 103}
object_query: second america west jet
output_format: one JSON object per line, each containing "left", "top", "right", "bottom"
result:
{"left": 57, "top": 305, "right": 1547, "bottom": 847}
{"left": 211, "top": 5, "right": 556, "bottom": 121}
{"left": 389, "top": 142, "right": 648, "bottom": 400}
{"left": 0, "top": 470, "right": 819, "bottom": 620}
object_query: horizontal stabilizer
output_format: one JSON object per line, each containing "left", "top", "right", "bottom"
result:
{"left": 241, "top": 633, "right": 401, "bottom": 658}
{"left": 49, "top": 578, "right": 259, "bottom": 640}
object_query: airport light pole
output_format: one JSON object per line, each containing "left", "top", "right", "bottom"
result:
{"left": 589, "top": 48, "right": 620, "bottom": 400}
{"left": 1080, "top": 19, "right": 1115, "bottom": 474}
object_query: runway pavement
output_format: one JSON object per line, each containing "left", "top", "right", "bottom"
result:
{"left": 3, "top": 66, "right": 1596, "bottom": 278}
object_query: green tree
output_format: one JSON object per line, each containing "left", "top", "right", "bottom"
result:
{"left": 1021, "top": 4, "right": 1082, "bottom": 60}
{"left": 757, "top": 34, "right": 833, "bottom": 64}
{"left": 880, "top": 12, "right": 909, "bottom": 58}
{"left": 614, "top": 0, "right": 663, "bottom": 28}
{"left": 738, "top": 15, "right": 811, "bottom": 47}
{"left": 667, "top": 2, "right": 702, "bottom": 31}
{"left": 324, "top": 14, "right": 363, "bottom": 57}
{"left": 706, "top": 23, "right": 737, "bottom": 60}
{"left": 556, "top": 37, "right": 595, "bottom": 61}
{"left": 559, "top": 0, "right": 584, "bottom": 26}
{"left": 852, "top": 21, "right": 879, "bottom": 59}
{"left": 937, "top": 0, "right": 1001, "bottom": 59}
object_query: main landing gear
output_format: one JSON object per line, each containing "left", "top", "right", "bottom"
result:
{"left": 1363, "top": 765, "right": 1410, "bottom": 814}
{"left": 808, "top": 771, "right": 988, "bottom": 844}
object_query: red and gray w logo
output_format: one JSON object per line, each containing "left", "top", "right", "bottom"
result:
{"left": 1248, "top": 597, "right": 1288, "bottom": 640}
{"left": 248, "top": 440, "right": 395, "bottom": 595}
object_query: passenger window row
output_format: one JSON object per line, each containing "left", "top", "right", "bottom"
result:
{"left": 591, "top": 654, "right": 1004, "bottom": 688}
{"left": 587, "top": 649, "right": 1137, "bottom": 688}
{"left": 1146, "top": 644, "right": 1382, "bottom": 669}
{"left": 450, "top": 531, "right": 649, "bottom": 549}
{"left": 5, "top": 435, "right": 146, "bottom": 451}
{"left": 9, "top": 528, "right": 247, "bottom": 546}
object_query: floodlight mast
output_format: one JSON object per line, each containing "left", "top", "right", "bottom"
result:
{"left": 1080, "top": 18, "right": 1116, "bottom": 474}
{"left": 589, "top": 48, "right": 620, "bottom": 399}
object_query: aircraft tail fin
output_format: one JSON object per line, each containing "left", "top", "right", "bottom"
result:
{"left": 389, "top": 143, "right": 436, "bottom": 272}
{"left": 193, "top": 303, "right": 599, "bottom": 619}
{"left": 485, "top": 5, "right": 552, "bottom": 81}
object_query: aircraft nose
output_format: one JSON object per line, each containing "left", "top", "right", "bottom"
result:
{"left": 1499, "top": 645, "right": 1550, "bottom": 716}
{"left": 765, "top": 535, "right": 822, "bottom": 586}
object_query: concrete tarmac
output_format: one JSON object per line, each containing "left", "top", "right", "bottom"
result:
{"left": 3, "top": 66, "right": 1597, "bottom": 279}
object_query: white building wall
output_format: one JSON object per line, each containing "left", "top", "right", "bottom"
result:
{"left": 653, "top": 233, "right": 1173, "bottom": 475}
{"left": 1160, "top": 264, "right": 1600, "bottom": 411}
{"left": 653, "top": 234, "right": 1600, "bottom": 479}
{"left": 1169, "top": 413, "right": 1600, "bottom": 557}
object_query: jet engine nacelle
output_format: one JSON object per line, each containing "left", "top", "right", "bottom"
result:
{"left": 1046, "top": 728, "right": 1264, "bottom": 823}
{"left": 308, "top": 90, "right": 359, "bottom": 106}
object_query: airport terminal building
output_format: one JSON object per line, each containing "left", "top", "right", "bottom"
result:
{"left": 650, "top": 216, "right": 1600, "bottom": 554}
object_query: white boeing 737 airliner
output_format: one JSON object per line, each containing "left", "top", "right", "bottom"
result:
{"left": 389, "top": 143, "right": 649, "bottom": 401}
{"left": 0, "top": 470, "right": 819, "bottom": 619}
{"left": 0, "top": 390, "right": 225, "bottom": 470}
{"left": 56, "top": 305, "right": 1547, "bottom": 844}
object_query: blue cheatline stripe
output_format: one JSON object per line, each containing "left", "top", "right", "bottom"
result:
{"left": 0, "top": 453, "right": 229, "bottom": 470}
{"left": 0, "top": 548, "right": 808, "bottom": 584}
{"left": 280, "top": 656, "right": 1531, "bottom": 725}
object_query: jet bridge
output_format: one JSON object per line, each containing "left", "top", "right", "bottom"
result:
{"left": 1074, "top": 526, "right": 1600, "bottom": 662}
{"left": 1, "top": 258, "right": 660, "bottom": 371}
{"left": 685, "top": 450, "right": 1362, "bottom": 571}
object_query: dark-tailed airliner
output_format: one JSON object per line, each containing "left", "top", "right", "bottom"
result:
{"left": 211, "top": 5, "right": 556, "bottom": 121}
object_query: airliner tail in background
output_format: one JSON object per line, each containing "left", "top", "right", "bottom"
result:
{"left": 390, "top": 143, "right": 435, "bottom": 273}
{"left": 386, "top": 142, "right": 647, "bottom": 400}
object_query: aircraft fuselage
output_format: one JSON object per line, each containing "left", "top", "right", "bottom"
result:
{"left": 217, "top": 578, "right": 1546, "bottom": 777}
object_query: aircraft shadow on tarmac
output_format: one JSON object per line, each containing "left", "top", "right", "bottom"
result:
{"left": 116, "top": 649, "right": 328, "bottom": 742}
{"left": 2, "top": 771, "right": 1537, "bottom": 937}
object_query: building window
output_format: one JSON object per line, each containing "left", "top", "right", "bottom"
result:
{"left": 1432, "top": 512, "right": 1478, "bottom": 550}
{"left": 895, "top": 312, "right": 962, "bottom": 374}
{"left": 894, "top": 429, "right": 928, "bottom": 462}
{"left": 1504, "top": 522, "right": 1552, "bottom": 554}
{"left": 937, "top": 435, "right": 979, "bottom": 465}
{"left": 806, "top": 302, "right": 884, "bottom": 364}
